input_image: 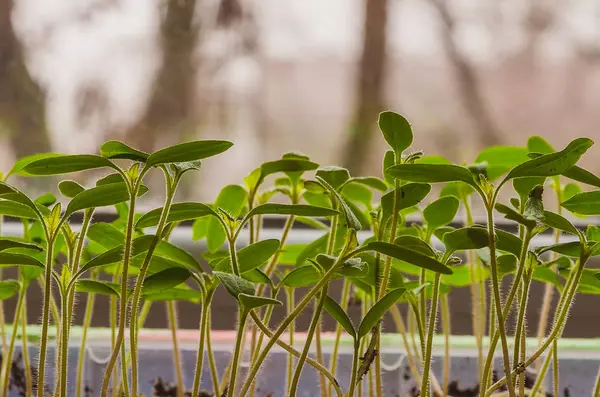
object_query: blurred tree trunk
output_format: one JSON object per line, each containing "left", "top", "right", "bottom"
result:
{"left": 123, "top": 0, "right": 199, "bottom": 153}
{"left": 342, "top": 0, "right": 389, "bottom": 175}
{"left": 0, "top": 0, "right": 52, "bottom": 159}
{"left": 429, "top": 0, "right": 502, "bottom": 148}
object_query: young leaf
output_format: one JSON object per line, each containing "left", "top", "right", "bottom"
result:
{"left": 475, "top": 146, "right": 530, "bottom": 181}
{"left": 156, "top": 241, "right": 203, "bottom": 273}
{"left": 242, "top": 268, "right": 272, "bottom": 285}
{"left": 87, "top": 223, "right": 125, "bottom": 249}
{"left": 76, "top": 280, "right": 120, "bottom": 297}
{"left": 380, "top": 183, "right": 431, "bottom": 223}
{"left": 295, "top": 232, "right": 330, "bottom": 266}
{"left": 315, "top": 176, "right": 362, "bottom": 230}
{"left": 513, "top": 177, "right": 546, "bottom": 203}
{"left": 58, "top": 180, "right": 85, "bottom": 198}
{"left": 386, "top": 164, "right": 477, "bottom": 187}
{"left": 562, "top": 191, "right": 600, "bottom": 215}
{"left": 7, "top": 153, "right": 63, "bottom": 178}
{"left": 346, "top": 177, "right": 387, "bottom": 192}
{"left": 504, "top": 138, "right": 593, "bottom": 181}
{"left": 323, "top": 296, "right": 356, "bottom": 339}
{"left": 65, "top": 183, "right": 142, "bottom": 216}
{"left": 143, "top": 285, "right": 201, "bottom": 303}
{"left": 0, "top": 281, "right": 20, "bottom": 300}
{"left": 528, "top": 136, "right": 555, "bottom": 154}
{"left": 136, "top": 202, "right": 217, "bottom": 229}
{"left": 96, "top": 173, "right": 125, "bottom": 186}
{"left": 383, "top": 150, "right": 395, "bottom": 184}
{"left": 423, "top": 196, "right": 459, "bottom": 230}
{"left": 35, "top": 193, "right": 56, "bottom": 207}
{"left": 443, "top": 227, "right": 489, "bottom": 253}
{"left": 238, "top": 293, "right": 282, "bottom": 310}
{"left": 0, "top": 201, "right": 37, "bottom": 219}
{"left": 316, "top": 166, "right": 350, "bottom": 190}
{"left": 207, "top": 185, "right": 247, "bottom": 252}
{"left": 0, "top": 238, "right": 42, "bottom": 252}
{"left": 100, "top": 141, "right": 149, "bottom": 162}
{"left": 260, "top": 158, "right": 318, "bottom": 180}
{"left": 80, "top": 235, "right": 155, "bottom": 273}
{"left": 246, "top": 203, "right": 339, "bottom": 219}
{"left": 542, "top": 210, "right": 580, "bottom": 236}
{"left": 393, "top": 236, "right": 436, "bottom": 257}
{"left": 359, "top": 242, "right": 452, "bottom": 274}
{"left": 358, "top": 287, "right": 406, "bottom": 338}
{"left": 0, "top": 253, "right": 44, "bottom": 268}
{"left": 378, "top": 111, "right": 413, "bottom": 155}
{"left": 213, "top": 239, "right": 280, "bottom": 274}
{"left": 23, "top": 154, "right": 117, "bottom": 175}
{"left": 495, "top": 203, "right": 537, "bottom": 229}
{"left": 146, "top": 140, "right": 233, "bottom": 166}
{"left": 213, "top": 271, "right": 255, "bottom": 299}
{"left": 142, "top": 267, "right": 191, "bottom": 296}
{"left": 496, "top": 229, "right": 523, "bottom": 257}
{"left": 280, "top": 266, "right": 321, "bottom": 288}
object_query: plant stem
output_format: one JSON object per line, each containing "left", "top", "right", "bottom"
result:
{"left": 513, "top": 269, "right": 532, "bottom": 392}
{"left": 248, "top": 292, "right": 278, "bottom": 397}
{"left": 228, "top": 310, "right": 249, "bottom": 397}
{"left": 420, "top": 273, "right": 441, "bottom": 397}
{"left": 129, "top": 175, "right": 177, "bottom": 397}
{"left": 192, "top": 291, "right": 213, "bottom": 397}
{"left": 76, "top": 280, "right": 96, "bottom": 397}
{"left": 552, "top": 339, "right": 559, "bottom": 397}
{"left": 1, "top": 286, "right": 25, "bottom": 397}
{"left": 529, "top": 348, "right": 552, "bottom": 396}
{"left": 441, "top": 294, "right": 450, "bottom": 397}
{"left": 345, "top": 341, "right": 361, "bottom": 397}
{"left": 101, "top": 186, "right": 138, "bottom": 397}
{"left": 21, "top": 295, "right": 32, "bottom": 397}
{"left": 285, "top": 287, "right": 295, "bottom": 393}
{"left": 206, "top": 309, "right": 220, "bottom": 397}
{"left": 328, "top": 280, "right": 350, "bottom": 397}
{"left": 484, "top": 253, "right": 586, "bottom": 396}
{"left": 167, "top": 300, "right": 184, "bottom": 397}
{"left": 58, "top": 284, "right": 69, "bottom": 397}
{"left": 390, "top": 305, "right": 421, "bottom": 384}
{"left": 407, "top": 308, "right": 422, "bottom": 363}
{"left": 289, "top": 286, "right": 328, "bottom": 396}
{"left": 592, "top": 365, "right": 600, "bottom": 397}
{"left": 239, "top": 249, "right": 349, "bottom": 396}
{"left": 36, "top": 235, "right": 55, "bottom": 397}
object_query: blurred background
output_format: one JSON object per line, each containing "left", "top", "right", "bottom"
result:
{"left": 2, "top": 0, "right": 600, "bottom": 204}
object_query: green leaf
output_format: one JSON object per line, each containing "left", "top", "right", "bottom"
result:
{"left": 242, "top": 268, "right": 272, "bottom": 285}
{"left": 96, "top": 173, "right": 125, "bottom": 186}
{"left": 562, "top": 165, "right": 600, "bottom": 188}
{"left": 65, "top": 183, "right": 141, "bottom": 216}
{"left": 315, "top": 176, "right": 361, "bottom": 230}
{"left": 192, "top": 217, "right": 210, "bottom": 241}
{"left": 296, "top": 233, "right": 330, "bottom": 266}
{"left": 423, "top": 196, "right": 459, "bottom": 230}
{"left": 156, "top": 241, "right": 203, "bottom": 273}
{"left": 528, "top": 136, "right": 555, "bottom": 154}
{"left": 358, "top": 287, "right": 406, "bottom": 338}
{"left": 542, "top": 210, "right": 579, "bottom": 236}
{"left": 142, "top": 268, "right": 191, "bottom": 296}
{"left": 246, "top": 203, "right": 339, "bottom": 219}
{"left": 100, "top": 141, "right": 148, "bottom": 162}
{"left": 58, "top": 180, "right": 85, "bottom": 198}
{"left": 443, "top": 227, "right": 489, "bottom": 253}
{"left": 147, "top": 140, "right": 233, "bottom": 167}
{"left": 23, "top": 154, "right": 117, "bottom": 175}
{"left": 587, "top": 225, "right": 600, "bottom": 242}
{"left": 280, "top": 266, "right": 321, "bottom": 288}
{"left": 260, "top": 158, "right": 318, "bottom": 180}
{"left": 7, "top": 153, "right": 63, "bottom": 178}
{"left": 443, "top": 265, "right": 489, "bottom": 287}
{"left": 76, "top": 280, "right": 120, "bottom": 296}
{"left": 0, "top": 281, "right": 20, "bottom": 300}
{"left": 496, "top": 229, "right": 523, "bottom": 257}
{"left": 0, "top": 201, "right": 37, "bottom": 219}
{"left": 316, "top": 167, "right": 350, "bottom": 190}
{"left": 35, "top": 193, "right": 56, "bottom": 207}
{"left": 207, "top": 185, "right": 247, "bottom": 252}
{"left": 475, "top": 146, "right": 531, "bottom": 180}
{"left": 0, "top": 253, "right": 44, "bottom": 268}
{"left": 323, "top": 296, "right": 356, "bottom": 339}
{"left": 381, "top": 183, "right": 431, "bottom": 224}
{"left": 136, "top": 202, "right": 217, "bottom": 229}
{"left": 563, "top": 183, "right": 582, "bottom": 202}
{"left": 386, "top": 164, "right": 477, "bottom": 187}
{"left": 80, "top": 235, "right": 155, "bottom": 273}
{"left": 382, "top": 150, "right": 395, "bottom": 184}
{"left": 346, "top": 177, "right": 387, "bottom": 192}
{"left": 213, "top": 271, "right": 255, "bottom": 299}
{"left": 378, "top": 111, "right": 413, "bottom": 155}
{"left": 142, "top": 285, "right": 201, "bottom": 303}
{"left": 513, "top": 177, "right": 546, "bottom": 203}
{"left": 0, "top": 238, "right": 42, "bottom": 252}
{"left": 214, "top": 239, "right": 280, "bottom": 274}
{"left": 393, "top": 236, "right": 436, "bottom": 257}
{"left": 360, "top": 242, "right": 452, "bottom": 274}
{"left": 87, "top": 223, "right": 125, "bottom": 249}
{"left": 342, "top": 183, "right": 372, "bottom": 209}
{"left": 505, "top": 138, "right": 593, "bottom": 180}
{"left": 495, "top": 203, "right": 537, "bottom": 229}
{"left": 535, "top": 242, "right": 583, "bottom": 257}
{"left": 315, "top": 255, "right": 368, "bottom": 278}
{"left": 238, "top": 293, "right": 282, "bottom": 310}
{"left": 562, "top": 191, "right": 600, "bottom": 215}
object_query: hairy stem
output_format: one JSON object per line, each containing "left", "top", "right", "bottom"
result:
{"left": 513, "top": 270, "right": 533, "bottom": 392}
{"left": 1, "top": 287, "right": 25, "bottom": 396}
{"left": 36, "top": 236, "right": 55, "bottom": 397}
{"left": 76, "top": 282, "right": 96, "bottom": 397}
{"left": 441, "top": 294, "right": 451, "bottom": 397}
{"left": 345, "top": 341, "right": 360, "bottom": 397}
{"left": 552, "top": 339, "right": 559, "bottom": 397}
{"left": 328, "top": 280, "right": 350, "bottom": 397}
{"left": 192, "top": 292, "right": 213, "bottom": 397}
{"left": 21, "top": 295, "right": 32, "bottom": 397}
{"left": 167, "top": 300, "right": 184, "bottom": 397}
{"left": 529, "top": 347, "right": 553, "bottom": 396}
{"left": 592, "top": 365, "right": 600, "bottom": 397}
{"left": 289, "top": 286, "right": 328, "bottom": 396}
{"left": 285, "top": 287, "right": 295, "bottom": 393}
{"left": 421, "top": 273, "right": 441, "bottom": 397}
{"left": 206, "top": 309, "right": 220, "bottom": 397}
{"left": 228, "top": 310, "right": 249, "bottom": 397}
{"left": 390, "top": 305, "right": 421, "bottom": 384}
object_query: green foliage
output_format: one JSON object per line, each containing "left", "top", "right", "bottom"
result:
{"left": 146, "top": 140, "right": 233, "bottom": 167}
{"left": 423, "top": 196, "right": 459, "bottom": 230}
{"left": 378, "top": 111, "right": 413, "bottom": 156}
